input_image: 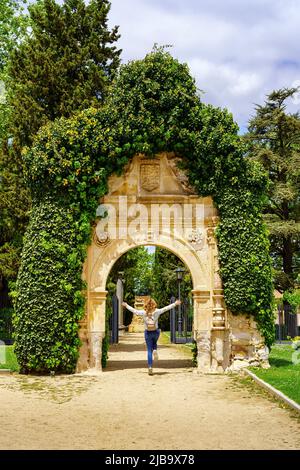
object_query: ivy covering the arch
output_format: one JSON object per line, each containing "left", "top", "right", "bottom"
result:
{"left": 14, "top": 48, "right": 274, "bottom": 373}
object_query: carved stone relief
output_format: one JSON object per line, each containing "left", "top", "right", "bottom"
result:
{"left": 187, "top": 228, "right": 204, "bottom": 250}
{"left": 140, "top": 163, "right": 160, "bottom": 191}
{"left": 94, "top": 226, "right": 110, "bottom": 247}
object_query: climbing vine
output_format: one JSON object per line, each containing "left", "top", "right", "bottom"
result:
{"left": 14, "top": 48, "right": 274, "bottom": 373}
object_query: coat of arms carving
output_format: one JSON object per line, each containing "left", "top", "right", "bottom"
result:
{"left": 187, "top": 229, "right": 204, "bottom": 250}
{"left": 140, "top": 164, "right": 160, "bottom": 191}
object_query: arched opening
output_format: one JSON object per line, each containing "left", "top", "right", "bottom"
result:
{"left": 103, "top": 245, "right": 194, "bottom": 372}
{"left": 76, "top": 153, "right": 268, "bottom": 375}
{"left": 78, "top": 153, "right": 219, "bottom": 374}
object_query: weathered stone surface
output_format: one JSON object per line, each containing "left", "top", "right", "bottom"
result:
{"left": 229, "top": 359, "right": 250, "bottom": 371}
{"left": 227, "top": 312, "right": 270, "bottom": 371}
{"left": 76, "top": 323, "right": 89, "bottom": 373}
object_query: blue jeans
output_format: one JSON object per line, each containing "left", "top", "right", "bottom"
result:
{"left": 144, "top": 329, "right": 160, "bottom": 367}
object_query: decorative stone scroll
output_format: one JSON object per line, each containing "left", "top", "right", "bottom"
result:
{"left": 94, "top": 229, "right": 110, "bottom": 247}
{"left": 206, "top": 226, "right": 215, "bottom": 246}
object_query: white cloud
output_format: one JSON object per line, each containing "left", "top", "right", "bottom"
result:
{"left": 108, "top": 0, "right": 300, "bottom": 131}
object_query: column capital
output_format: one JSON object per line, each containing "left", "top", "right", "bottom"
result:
{"left": 192, "top": 289, "right": 211, "bottom": 302}
{"left": 89, "top": 290, "right": 108, "bottom": 302}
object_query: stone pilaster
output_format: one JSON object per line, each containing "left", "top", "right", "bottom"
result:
{"left": 116, "top": 278, "right": 125, "bottom": 333}
{"left": 76, "top": 320, "right": 89, "bottom": 373}
{"left": 88, "top": 290, "right": 108, "bottom": 372}
{"left": 192, "top": 289, "right": 212, "bottom": 371}
{"left": 206, "top": 218, "right": 229, "bottom": 372}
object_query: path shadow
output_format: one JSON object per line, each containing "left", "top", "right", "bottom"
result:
{"left": 105, "top": 359, "right": 192, "bottom": 371}
{"left": 109, "top": 343, "right": 169, "bottom": 353}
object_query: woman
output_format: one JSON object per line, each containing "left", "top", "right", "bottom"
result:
{"left": 122, "top": 297, "right": 181, "bottom": 375}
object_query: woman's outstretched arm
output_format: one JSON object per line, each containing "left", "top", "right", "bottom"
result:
{"left": 122, "top": 302, "right": 145, "bottom": 316}
{"left": 157, "top": 299, "right": 181, "bottom": 315}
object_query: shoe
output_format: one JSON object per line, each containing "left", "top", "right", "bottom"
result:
{"left": 148, "top": 368, "right": 153, "bottom": 376}
{"left": 153, "top": 350, "right": 158, "bottom": 361}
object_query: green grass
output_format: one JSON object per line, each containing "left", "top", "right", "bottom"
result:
{"left": 250, "top": 344, "right": 300, "bottom": 405}
{"left": 0, "top": 345, "right": 19, "bottom": 371}
{"left": 161, "top": 330, "right": 194, "bottom": 348}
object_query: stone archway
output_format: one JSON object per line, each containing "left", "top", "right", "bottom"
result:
{"left": 76, "top": 153, "right": 269, "bottom": 374}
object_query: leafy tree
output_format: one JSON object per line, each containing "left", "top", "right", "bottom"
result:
{"left": 246, "top": 88, "right": 300, "bottom": 294}
{"left": 0, "top": 0, "right": 29, "bottom": 304}
{"left": 0, "top": 0, "right": 121, "bottom": 285}
{"left": 0, "top": 0, "right": 28, "bottom": 71}
{"left": 0, "top": 0, "right": 28, "bottom": 145}
{"left": 152, "top": 247, "right": 192, "bottom": 306}
{"left": 152, "top": 247, "right": 192, "bottom": 330}
{"left": 106, "top": 245, "right": 192, "bottom": 329}
{"left": 106, "top": 246, "right": 155, "bottom": 324}
{"left": 8, "top": 0, "right": 121, "bottom": 148}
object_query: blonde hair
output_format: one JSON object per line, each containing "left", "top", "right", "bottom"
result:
{"left": 144, "top": 298, "right": 157, "bottom": 315}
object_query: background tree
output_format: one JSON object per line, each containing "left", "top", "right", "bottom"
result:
{"left": 0, "top": 0, "right": 121, "bottom": 287}
{"left": 0, "top": 0, "right": 28, "bottom": 70}
{"left": 0, "top": 0, "right": 28, "bottom": 317}
{"left": 106, "top": 246, "right": 193, "bottom": 329}
{"left": 152, "top": 247, "right": 192, "bottom": 306}
{"left": 0, "top": 0, "right": 28, "bottom": 143}
{"left": 8, "top": 0, "right": 121, "bottom": 149}
{"left": 152, "top": 247, "right": 192, "bottom": 329}
{"left": 246, "top": 88, "right": 300, "bottom": 295}
{"left": 106, "top": 247, "right": 155, "bottom": 325}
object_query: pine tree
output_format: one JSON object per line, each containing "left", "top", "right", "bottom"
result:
{"left": 0, "top": 0, "right": 121, "bottom": 284}
{"left": 246, "top": 88, "right": 300, "bottom": 293}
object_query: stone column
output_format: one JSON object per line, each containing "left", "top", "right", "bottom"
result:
{"left": 88, "top": 290, "right": 108, "bottom": 372}
{"left": 116, "top": 278, "right": 125, "bottom": 334}
{"left": 76, "top": 319, "right": 89, "bottom": 373}
{"left": 76, "top": 289, "right": 89, "bottom": 373}
{"left": 207, "top": 218, "right": 230, "bottom": 372}
{"left": 192, "top": 289, "right": 212, "bottom": 372}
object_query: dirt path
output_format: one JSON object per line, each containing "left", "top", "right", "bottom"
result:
{"left": 0, "top": 332, "right": 299, "bottom": 450}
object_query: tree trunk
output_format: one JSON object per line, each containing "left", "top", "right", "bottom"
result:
{"left": 282, "top": 235, "right": 293, "bottom": 277}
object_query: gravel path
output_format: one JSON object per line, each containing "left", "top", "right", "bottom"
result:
{"left": 0, "top": 332, "right": 299, "bottom": 450}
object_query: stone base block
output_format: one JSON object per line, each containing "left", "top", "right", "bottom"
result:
{"left": 194, "top": 313, "right": 270, "bottom": 374}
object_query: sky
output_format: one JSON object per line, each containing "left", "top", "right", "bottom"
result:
{"left": 107, "top": 0, "right": 300, "bottom": 133}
